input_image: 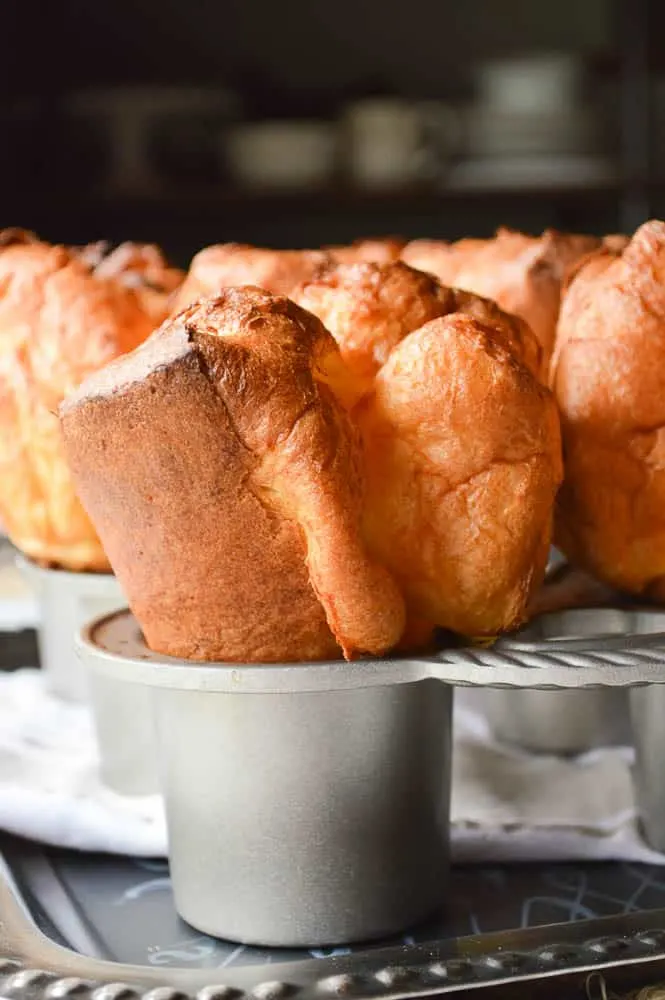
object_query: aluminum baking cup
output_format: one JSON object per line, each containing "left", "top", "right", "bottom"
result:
{"left": 630, "top": 685, "right": 665, "bottom": 852}
{"left": 479, "top": 608, "right": 632, "bottom": 754}
{"left": 18, "top": 559, "right": 159, "bottom": 795}
{"left": 17, "top": 557, "right": 123, "bottom": 702}
{"left": 479, "top": 688, "right": 630, "bottom": 754}
{"left": 88, "top": 667, "right": 160, "bottom": 796}
{"left": 78, "top": 610, "right": 453, "bottom": 947}
{"left": 476, "top": 554, "right": 632, "bottom": 754}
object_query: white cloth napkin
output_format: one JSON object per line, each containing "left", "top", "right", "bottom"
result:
{"left": 451, "top": 704, "right": 665, "bottom": 864}
{"left": 0, "top": 669, "right": 165, "bottom": 855}
{"left": 0, "top": 666, "right": 663, "bottom": 863}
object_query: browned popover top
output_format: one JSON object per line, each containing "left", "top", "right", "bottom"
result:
{"left": 172, "top": 243, "right": 330, "bottom": 313}
{"left": 76, "top": 240, "right": 184, "bottom": 324}
{"left": 292, "top": 259, "right": 544, "bottom": 393}
{"left": 295, "top": 261, "right": 562, "bottom": 642}
{"left": 402, "top": 228, "right": 620, "bottom": 367}
{"left": 326, "top": 237, "right": 406, "bottom": 265}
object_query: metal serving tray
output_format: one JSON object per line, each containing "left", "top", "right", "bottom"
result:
{"left": 5, "top": 833, "right": 665, "bottom": 998}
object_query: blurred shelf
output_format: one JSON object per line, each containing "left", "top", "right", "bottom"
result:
{"left": 0, "top": 179, "right": 629, "bottom": 262}
{"left": 1, "top": 179, "right": 625, "bottom": 218}
{"left": 113, "top": 181, "right": 623, "bottom": 208}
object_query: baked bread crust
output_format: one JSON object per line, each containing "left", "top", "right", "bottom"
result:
{"left": 293, "top": 259, "right": 544, "bottom": 392}
{"left": 402, "top": 228, "right": 619, "bottom": 366}
{"left": 326, "top": 237, "right": 406, "bottom": 265}
{"left": 172, "top": 243, "right": 330, "bottom": 312}
{"left": 84, "top": 241, "right": 183, "bottom": 322}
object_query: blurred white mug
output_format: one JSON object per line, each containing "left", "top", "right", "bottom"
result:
{"left": 344, "top": 98, "right": 423, "bottom": 188}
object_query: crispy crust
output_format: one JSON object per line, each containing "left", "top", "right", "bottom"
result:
{"left": 60, "top": 287, "right": 406, "bottom": 662}
{"left": 357, "top": 313, "right": 561, "bottom": 639}
{"left": 59, "top": 253, "right": 562, "bottom": 656}
{"left": 292, "top": 260, "right": 544, "bottom": 392}
{"left": 77, "top": 240, "right": 184, "bottom": 324}
{"left": 552, "top": 220, "right": 665, "bottom": 597}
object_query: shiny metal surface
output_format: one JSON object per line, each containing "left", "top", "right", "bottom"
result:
{"left": 18, "top": 558, "right": 123, "bottom": 703}
{"left": 631, "top": 685, "right": 665, "bottom": 852}
{"left": 481, "top": 687, "right": 630, "bottom": 754}
{"left": 79, "top": 606, "right": 665, "bottom": 694}
{"left": 5, "top": 846, "right": 665, "bottom": 998}
{"left": 86, "top": 623, "right": 453, "bottom": 947}
{"left": 159, "top": 679, "right": 451, "bottom": 945}
{"left": 477, "top": 607, "right": 636, "bottom": 753}
{"left": 88, "top": 672, "right": 160, "bottom": 796}
{"left": 475, "top": 558, "right": 631, "bottom": 753}
{"left": 17, "top": 562, "right": 159, "bottom": 795}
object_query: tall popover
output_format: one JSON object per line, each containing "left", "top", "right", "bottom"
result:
{"left": 60, "top": 287, "right": 405, "bottom": 662}
{"left": 552, "top": 220, "right": 665, "bottom": 599}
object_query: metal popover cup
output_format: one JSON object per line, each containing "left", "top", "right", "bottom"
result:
{"left": 77, "top": 609, "right": 453, "bottom": 947}
{"left": 479, "top": 688, "right": 630, "bottom": 754}
{"left": 88, "top": 668, "right": 160, "bottom": 797}
{"left": 479, "top": 608, "right": 633, "bottom": 754}
{"left": 473, "top": 553, "right": 632, "bottom": 755}
{"left": 630, "top": 685, "right": 665, "bottom": 851}
{"left": 18, "top": 558, "right": 159, "bottom": 796}
{"left": 17, "top": 556, "right": 123, "bottom": 702}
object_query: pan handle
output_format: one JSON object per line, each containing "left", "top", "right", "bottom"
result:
{"left": 415, "top": 620, "right": 665, "bottom": 690}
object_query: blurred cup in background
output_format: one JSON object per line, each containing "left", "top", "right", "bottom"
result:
{"left": 344, "top": 98, "right": 424, "bottom": 189}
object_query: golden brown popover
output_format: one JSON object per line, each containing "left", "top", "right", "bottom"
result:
{"left": 552, "top": 219, "right": 665, "bottom": 598}
{"left": 60, "top": 288, "right": 406, "bottom": 661}
{"left": 326, "top": 237, "right": 406, "bottom": 265}
{"left": 85, "top": 241, "right": 183, "bottom": 322}
{"left": 0, "top": 230, "right": 176, "bottom": 570}
{"left": 293, "top": 259, "right": 544, "bottom": 394}
{"left": 59, "top": 258, "right": 562, "bottom": 660}
{"left": 294, "top": 261, "right": 562, "bottom": 642}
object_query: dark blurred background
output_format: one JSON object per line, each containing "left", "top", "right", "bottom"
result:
{"left": 0, "top": 0, "right": 660, "bottom": 265}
